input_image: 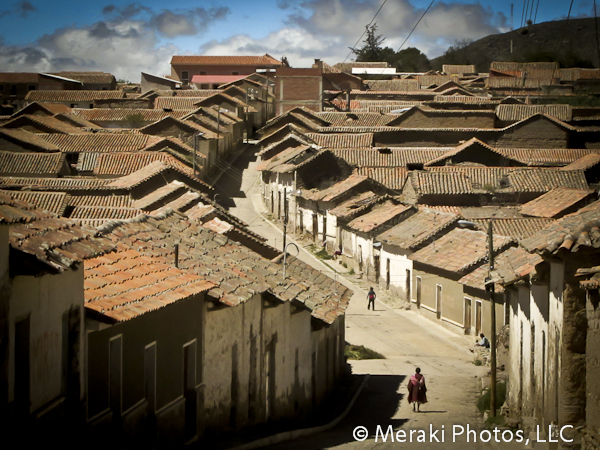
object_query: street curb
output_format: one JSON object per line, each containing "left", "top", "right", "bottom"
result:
{"left": 228, "top": 374, "right": 371, "bottom": 450}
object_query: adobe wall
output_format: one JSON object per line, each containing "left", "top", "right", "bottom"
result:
{"left": 585, "top": 288, "right": 600, "bottom": 450}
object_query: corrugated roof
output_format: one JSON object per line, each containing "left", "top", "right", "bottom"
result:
{"left": 84, "top": 248, "right": 215, "bottom": 323}
{"left": 519, "top": 187, "right": 596, "bottom": 218}
{"left": 410, "top": 228, "right": 513, "bottom": 273}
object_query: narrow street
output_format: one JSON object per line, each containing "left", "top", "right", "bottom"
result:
{"left": 213, "top": 145, "right": 520, "bottom": 450}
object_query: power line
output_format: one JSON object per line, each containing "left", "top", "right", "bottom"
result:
{"left": 394, "top": 0, "right": 436, "bottom": 56}
{"left": 342, "top": 0, "right": 389, "bottom": 65}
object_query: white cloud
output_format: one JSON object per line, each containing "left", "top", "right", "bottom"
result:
{"left": 200, "top": 0, "right": 509, "bottom": 66}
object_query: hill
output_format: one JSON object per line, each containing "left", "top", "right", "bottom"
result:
{"left": 430, "top": 18, "right": 600, "bottom": 72}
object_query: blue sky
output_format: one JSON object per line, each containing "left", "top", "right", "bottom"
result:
{"left": 0, "top": 0, "right": 593, "bottom": 81}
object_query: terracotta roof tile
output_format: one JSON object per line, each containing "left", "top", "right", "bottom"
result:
{"left": 40, "top": 133, "right": 156, "bottom": 153}
{"left": 171, "top": 55, "right": 282, "bottom": 66}
{"left": 72, "top": 108, "right": 188, "bottom": 122}
{"left": 106, "top": 161, "right": 211, "bottom": 192}
{"left": 25, "top": 90, "right": 125, "bottom": 102}
{"left": 84, "top": 249, "right": 214, "bottom": 322}
{"left": 333, "top": 148, "right": 448, "bottom": 167}
{"left": 317, "top": 112, "right": 398, "bottom": 127}
{"left": 346, "top": 201, "right": 412, "bottom": 233}
{"left": 519, "top": 187, "right": 596, "bottom": 218}
{"left": 0, "top": 152, "right": 67, "bottom": 176}
{"left": 354, "top": 167, "right": 408, "bottom": 190}
{"left": 304, "top": 132, "right": 373, "bottom": 148}
{"left": 3, "top": 190, "right": 68, "bottom": 215}
{"left": 154, "top": 97, "right": 207, "bottom": 110}
{"left": 496, "top": 104, "right": 572, "bottom": 122}
{"left": 377, "top": 208, "right": 458, "bottom": 249}
{"left": 301, "top": 174, "right": 368, "bottom": 202}
{"left": 94, "top": 153, "right": 195, "bottom": 176}
{"left": 0, "top": 129, "right": 60, "bottom": 152}
{"left": 364, "top": 79, "right": 420, "bottom": 91}
{"left": 327, "top": 191, "right": 380, "bottom": 219}
{"left": 2, "top": 114, "right": 89, "bottom": 134}
{"left": 459, "top": 246, "right": 543, "bottom": 292}
{"left": 560, "top": 153, "right": 600, "bottom": 171}
{"left": 498, "top": 148, "right": 600, "bottom": 166}
{"left": 470, "top": 218, "right": 554, "bottom": 239}
{"left": 410, "top": 228, "right": 514, "bottom": 273}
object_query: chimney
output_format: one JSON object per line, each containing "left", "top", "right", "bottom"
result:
{"left": 313, "top": 59, "right": 323, "bottom": 72}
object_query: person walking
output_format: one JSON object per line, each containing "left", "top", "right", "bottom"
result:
{"left": 367, "top": 287, "right": 376, "bottom": 310}
{"left": 407, "top": 367, "right": 427, "bottom": 412}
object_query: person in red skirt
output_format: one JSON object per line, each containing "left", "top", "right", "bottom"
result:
{"left": 407, "top": 367, "right": 427, "bottom": 412}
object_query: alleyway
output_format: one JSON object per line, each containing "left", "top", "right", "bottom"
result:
{"left": 213, "top": 145, "right": 518, "bottom": 450}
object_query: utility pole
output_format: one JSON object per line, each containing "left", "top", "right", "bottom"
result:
{"left": 282, "top": 188, "right": 288, "bottom": 252}
{"left": 487, "top": 219, "right": 497, "bottom": 417}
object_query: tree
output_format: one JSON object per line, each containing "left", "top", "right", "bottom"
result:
{"left": 350, "top": 24, "right": 387, "bottom": 62}
{"left": 396, "top": 47, "right": 430, "bottom": 72}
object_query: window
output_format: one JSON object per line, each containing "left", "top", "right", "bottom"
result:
{"left": 181, "top": 71, "right": 189, "bottom": 81}
{"left": 0, "top": 85, "right": 4, "bottom": 91}
{"left": 232, "top": 71, "right": 239, "bottom": 75}
{"left": 28, "top": 85, "right": 36, "bottom": 91}
{"left": 200, "top": 71, "right": 207, "bottom": 75}
{"left": 70, "top": 103, "right": 79, "bottom": 108}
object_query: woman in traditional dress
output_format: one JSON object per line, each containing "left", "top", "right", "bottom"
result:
{"left": 407, "top": 367, "right": 427, "bottom": 412}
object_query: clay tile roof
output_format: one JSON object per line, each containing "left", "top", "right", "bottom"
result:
{"left": 333, "top": 148, "right": 448, "bottom": 167}
{"left": 302, "top": 174, "right": 369, "bottom": 202}
{"left": 84, "top": 249, "right": 215, "bottom": 323}
{"left": 498, "top": 148, "right": 599, "bottom": 166}
{"left": 316, "top": 112, "right": 397, "bottom": 127}
{"left": 201, "top": 217, "right": 234, "bottom": 234}
{"left": 496, "top": 104, "right": 572, "bottom": 122}
{"left": 67, "top": 195, "right": 133, "bottom": 208}
{"left": 171, "top": 54, "right": 282, "bottom": 66}
{"left": 72, "top": 108, "right": 188, "bottom": 122}
{"left": 560, "top": 153, "right": 600, "bottom": 171}
{"left": 93, "top": 212, "right": 350, "bottom": 323}
{"left": 459, "top": 246, "right": 544, "bottom": 292}
{"left": 50, "top": 71, "right": 116, "bottom": 84}
{"left": 106, "top": 161, "right": 211, "bottom": 192}
{"left": 354, "top": 167, "right": 408, "bottom": 190}
{"left": 0, "top": 176, "right": 110, "bottom": 191}
{"left": 424, "top": 138, "right": 509, "bottom": 166}
{"left": 521, "top": 201, "right": 600, "bottom": 254}
{"left": 442, "top": 64, "right": 476, "bottom": 75}
{"left": 132, "top": 181, "right": 187, "bottom": 210}
{"left": 70, "top": 206, "right": 142, "bottom": 221}
{"left": 346, "top": 201, "right": 412, "bottom": 233}
{"left": 154, "top": 97, "right": 208, "bottom": 111}
{"left": 410, "top": 228, "right": 514, "bottom": 273}
{"left": 519, "top": 187, "right": 596, "bottom": 218}
{"left": 190, "top": 74, "right": 246, "bottom": 85}
{"left": 25, "top": 90, "right": 125, "bottom": 102}
{"left": 328, "top": 191, "right": 380, "bottom": 219}
{"left": 0, "top": 73, "right": 39, "bottom": 83}
{"left": 39, "top": 133, "right": 155, "bottom": 153}
{"left": 2, "top": 114, "right": 89, "bottom": 134}
{"left": 470, "top": 218, "right": 554, "bottom": 240}
{"left": 194, "top": 92, "right": 255, "bottom": 111}
{"left": 0, "top": 152, "right": 66, "bottom": 176}
{"left": 304, "top": 132, "right": 373, "bottom": 148}
{"left": 363, "top": 79, "right": 420, "bottom": 91}
{"left": 94, "top": 153, "right": 194, "bottom": 176}
{"left": 0, "top": 193, "right": 115, "bottom": 271}
{"left": 432, "top": 95, "right": 498, "bottom": 104}
{"left": 377, "top": 208, "right": 459, "bottom": 249}
{"left": 3, "top": 191, "right": 68, "bottom": 216}
{"left": 0, "top": 128, "right": 60, "bottom": 152}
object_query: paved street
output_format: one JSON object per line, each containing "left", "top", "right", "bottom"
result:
{"left": 213, "top": 145, "right": 521, "bottom": 450}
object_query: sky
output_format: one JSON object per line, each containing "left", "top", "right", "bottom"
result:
{"left": 0, "top": 0, "right": 594, "bottom": 82}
